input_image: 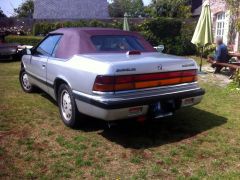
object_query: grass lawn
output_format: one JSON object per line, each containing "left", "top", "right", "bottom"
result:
{"left": 0, "top": 60, "right": 240, "bottom": 179}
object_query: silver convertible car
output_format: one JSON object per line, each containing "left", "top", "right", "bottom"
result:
{"left": 19, "top": 28, "right": 205, "bottom": 128}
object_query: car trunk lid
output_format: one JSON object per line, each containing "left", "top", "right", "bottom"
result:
{"left": 81, "top": 52, "right": 197, "bottom": 75}
{"left": 78, "top": 52, "right": 198, "bottom": 93}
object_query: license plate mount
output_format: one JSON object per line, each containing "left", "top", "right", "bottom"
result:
{"left": 150, "top": 102, "right": 173, "bottom": 119}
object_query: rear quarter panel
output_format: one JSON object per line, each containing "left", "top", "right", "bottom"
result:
{"left": 46, "top": 55, "right": 111, "bottom": 95}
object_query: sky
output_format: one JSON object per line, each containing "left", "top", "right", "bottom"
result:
{"left": 0, "top": 0, "right": 152, "bottom": 17}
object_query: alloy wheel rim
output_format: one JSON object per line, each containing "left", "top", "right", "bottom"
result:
{"left": 22, "top": 73, "right": 31, "bottom": 90}
{"left": 61, "top": 90, "right": 72, "bottom": 121}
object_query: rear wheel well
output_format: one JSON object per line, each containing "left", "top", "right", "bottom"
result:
{"left": 54, "top": 78, "right": 68, "bottom": 101}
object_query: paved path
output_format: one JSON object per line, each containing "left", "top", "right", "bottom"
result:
{"left": 198, "top": 65, "right": 233, "bottom": 87}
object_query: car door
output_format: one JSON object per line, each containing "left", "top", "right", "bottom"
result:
{"left": 27, "top": 35, "right": 62, "bottom": 92}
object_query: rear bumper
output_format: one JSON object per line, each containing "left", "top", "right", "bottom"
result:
{"left": 73, "top": 82, "right": 205, "bottom": 121}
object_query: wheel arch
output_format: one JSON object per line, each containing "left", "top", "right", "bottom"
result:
{"left": 53, "top": 77, "right": 72, "bottom": 101}
{"left": 21, "top": 61, "right": 26, "bottom": 70}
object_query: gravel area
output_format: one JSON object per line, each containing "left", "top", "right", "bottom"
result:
{"left": 198, "top": 64, "right": 233, "bottom": 87}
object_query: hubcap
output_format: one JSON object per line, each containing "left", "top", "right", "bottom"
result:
{"left": 61, "top": 90, "right": 72, "bottom": 121}
{"left": 22, "top": 73, "right": 31, "bottom": 90}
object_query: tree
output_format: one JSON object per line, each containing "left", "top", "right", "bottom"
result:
{"left": 0, "top": 8, "right": 6, "bottom": 18}
{"left": 151, "top": 0, "right": 192, "bottom": 18}
{"left": 109, "top": 0, "right": 125, "bottom": 17}
{"left": 14, "top": 0, "right": 34, "bottom": 18}
{"left": 131, "top": 0, "right": 144, "bottom": 17}
{"left": 108, "top": 0, "right": 145, "bottom": 17}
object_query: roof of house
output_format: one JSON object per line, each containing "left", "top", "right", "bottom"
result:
{"left": 192, "top": 5, "right": 202, "bottom": 16}
{"left": 33, "top": 0, "right": 109, "bottom": 19}
{"left": 191, "top": 0, "right": 203, "bottom": 16}
{"left": 48, "top": 28, "right": 155, "bottom": 59}
{"left": 191, "top": 0, "right": 203, "bottom": 11}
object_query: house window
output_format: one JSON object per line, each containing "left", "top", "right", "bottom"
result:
{"left": 215, "top": 12, "right": 225, "bottom": 39}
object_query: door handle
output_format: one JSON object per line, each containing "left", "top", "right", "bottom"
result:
{"left": 42, "top": 64, "right": 46, "bottom": 69}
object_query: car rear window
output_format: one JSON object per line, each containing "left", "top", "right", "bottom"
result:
{"left": 91, "top": 35, "right": 145, "bottom": 52}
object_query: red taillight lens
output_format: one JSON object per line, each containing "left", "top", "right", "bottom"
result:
{"left": 93, "top": 70, "right": 197, "bottom": 92}
{"left": 182, "top": 70, "right": 196, "bottom": 76}
{"left": 94, "top": 76, "right": 114, "bottom": 84}
{"left": 93, "top": 76, "right": 115, "bottom": 92}
{"left": 115, "top": 76, "right": 133, "bottom": 84}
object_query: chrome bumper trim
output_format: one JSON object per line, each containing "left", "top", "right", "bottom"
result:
{"left": 73, "top": 83, "right": 205, "bottom": 109}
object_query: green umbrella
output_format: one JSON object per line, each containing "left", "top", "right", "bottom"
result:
{"left": 123, "top": 12, "right": 130, "bottom": 31}
{"left": 191, "top": 1, "right": 213, "bottom": 71}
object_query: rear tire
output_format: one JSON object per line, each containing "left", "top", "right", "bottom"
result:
{"left": 19, "top": 69, "right": 34, "bottom": 93}
{"left": 58, "top": 83, "right": 80, "bottom": 128}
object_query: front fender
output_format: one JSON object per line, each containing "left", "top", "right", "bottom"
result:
{"left": 21, "top": 55, "right": 32, "bottom": 70}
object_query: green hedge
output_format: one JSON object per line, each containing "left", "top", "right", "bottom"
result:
{"left": 138, "top": 18, "right": 197, "bottom": 55}
{"left": 5, "top": 35, "right": 43, "bottom": 46}
{"left": 33, "top": 20, "right": 124, "bottom": 36}
{"left": 138, "top": 17, "right": 182, "bottom": 45}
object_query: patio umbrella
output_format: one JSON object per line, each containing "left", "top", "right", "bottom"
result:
{"left": 123, "top": 12, "right": 130, "bottom": 31}
{"left": 191, "top": 1, "right": 213, "bottom": 72}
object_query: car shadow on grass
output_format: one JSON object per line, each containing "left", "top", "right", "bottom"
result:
{"left": 40, "top": 91, "right": 227, "bottom": 149}
{"left": 99, "top": 108, "right": 227, "bottom": 149}
{"left": 75, "top": 106, "right": 227, "bottom": 149}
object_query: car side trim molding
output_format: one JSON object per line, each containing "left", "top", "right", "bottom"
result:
{"left": 26, "top": 71, "right": 54, "bottom": 89}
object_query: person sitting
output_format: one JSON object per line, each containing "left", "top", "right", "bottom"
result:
{"left": 208, "top": 37, "right": 229, "bottom": 73}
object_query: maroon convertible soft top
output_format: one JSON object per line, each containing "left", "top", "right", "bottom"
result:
{"left": 50, "top": 27, "right": 156, "bottom": 59}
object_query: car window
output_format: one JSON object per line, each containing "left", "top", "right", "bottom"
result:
{"left": 36, "top": 35, "right": 62, "bottom": 56}
{"left": 91, "top": 35, "right": 145, "bottom": 52}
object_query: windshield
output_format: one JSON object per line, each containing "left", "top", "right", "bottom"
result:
{"left": 91, "top": 35, "right": 145, "bottom": 52}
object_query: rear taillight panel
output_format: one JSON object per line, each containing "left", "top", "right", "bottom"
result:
{"left": 93, "top": 70, "right": 197, "bottom": 92}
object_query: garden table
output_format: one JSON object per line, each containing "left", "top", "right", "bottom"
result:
{"left": 229, "top": 52, "right": 240, "bottom": 60}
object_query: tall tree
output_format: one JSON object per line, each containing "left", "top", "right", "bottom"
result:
{"left": 109, "top": 0, "right": 126, "bottom": 17}
{"left": 0, "top": 8, "right": 6, "bottom": 18}
{"left": 151, "top": 0, "right": 191, "bottom": 18}
{"left": 108, "top": 0, "right": 145, "bottom": 17}
{"left": 131, "top": 0, "right": 144, "bottom": 17}
{"left": 14, "top": 0, "right": 34, "bottom": 18}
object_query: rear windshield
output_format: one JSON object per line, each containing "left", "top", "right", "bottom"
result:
{"left": 91, "top": 35, "right": 145, "bottom": 52}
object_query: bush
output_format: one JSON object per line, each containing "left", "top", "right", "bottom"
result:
{"left": 177, "top": 22, "right": 197, "bottom": 55}
{"left": 33, "top": 20, "right": 107, "bottom": 36}
{"left": 5, "top": 35, "right": 43, "bottom": 46}
{"left": 138, "top": 17, "right": 182, "bottom": 46}
{"left": 138, "top": 18, "right": 196, "bottom": 55}
{"left": 202, "top": 44, "right": 216, "bottom": 58}
{"left": 235, "top": 69, "right": 240, "bottom": 87}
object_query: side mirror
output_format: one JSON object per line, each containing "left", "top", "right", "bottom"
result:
{"left": 26, "top": 48, "right": 32, "bottom": 55}
{"left": 18, "top": 46, "right": 33, "bottom": 56}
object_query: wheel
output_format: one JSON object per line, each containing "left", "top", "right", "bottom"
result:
{"left": 19, "top": 69, "right": 34, "bottom": 93}
{"left": 58, "top": 83, "right": 79, "bottom": 128}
